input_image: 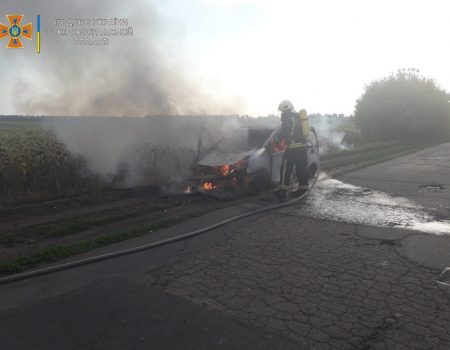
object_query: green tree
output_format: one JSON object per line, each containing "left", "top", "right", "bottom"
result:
{"left": 355, "top": 69, "right": 450, "bottom": 142}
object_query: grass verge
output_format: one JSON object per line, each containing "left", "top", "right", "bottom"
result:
{"left": 0, "top": 204, "right": 166, "bottom": 248}
{"left": 321, "top": 142, "right": 435, "bottom": 175}
{"left": 0, "top": 210, "right": 208, "bottom": 275}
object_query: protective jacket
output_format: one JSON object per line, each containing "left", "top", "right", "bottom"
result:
{"left": 278, "top": 110, "right": 310, "bottom": 148}
{"left": 277, "top": 110, "right": 310, "bottom": 191}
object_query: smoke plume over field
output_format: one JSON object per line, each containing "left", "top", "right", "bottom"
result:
{"left": 0, "top": 0, "right": 240, "bottom": 116}
{"left": 41, "top": 115, "right": 277, "bottom": 190}
{"left": 0, "top": 0, "right": 248, "bottom": 191}
{"left": 0, "top": 1, "right": 353, "bottom": 192}
{"left": 40, "top": 113, "right": 355, "bottom": 189}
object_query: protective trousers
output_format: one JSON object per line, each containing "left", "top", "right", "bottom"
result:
{"left": 279, "top": 147, "right": 308, "bottom": 190}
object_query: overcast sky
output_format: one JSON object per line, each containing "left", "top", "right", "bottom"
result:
{"left": 0, "top": 0, "right": 449, "bottom": 116}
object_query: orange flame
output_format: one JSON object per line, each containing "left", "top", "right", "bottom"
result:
{"left": 202, "top": 182, "right": 215, "bottom": 191}
{"left": 219, "top": 165, "right": 231, "bottom": 176}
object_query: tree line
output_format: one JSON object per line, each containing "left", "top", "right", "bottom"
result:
{"left": 355, "top": 68, "right": 450, "bottom": 143}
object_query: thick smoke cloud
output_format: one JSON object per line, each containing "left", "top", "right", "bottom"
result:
{"left": 0, "top": 0, "right": 246, "bottom": 189}
{"left": 39, "top": 115, "right": 277, "bottom": 188}
{"left": 0, "top": 0, "right": 239, "bottom": 116}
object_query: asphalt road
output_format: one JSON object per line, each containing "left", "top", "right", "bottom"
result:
{"left": 1, "top": 144, "right": 450, "bottom": 350}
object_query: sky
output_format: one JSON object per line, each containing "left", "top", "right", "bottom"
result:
{"left": 0, "top": 0, "right": 449, "bottom": 116}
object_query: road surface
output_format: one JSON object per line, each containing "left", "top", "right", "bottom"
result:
{"left": 1, "top": 144, "right": 450, "bottom": 350}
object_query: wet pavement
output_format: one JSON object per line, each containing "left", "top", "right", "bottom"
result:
{"left": 1, "top": 144, "right": 450, "bottom": 349}
{"left": 340, "top": 143, "right": 450, "bottom": 220}
{"left": 146, "top": 144, "right": 450, "bottom": 349}
{"left": 288, "top": 174, "right": 450, "bottom": 235}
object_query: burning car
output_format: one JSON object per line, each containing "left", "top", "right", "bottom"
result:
{"left": 188, "top": 126, "right": 320, "bottom": 196}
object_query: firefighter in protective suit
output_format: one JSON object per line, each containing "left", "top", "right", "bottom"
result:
{"left": 275, "top": 100, "right": 310, "bottom": 201}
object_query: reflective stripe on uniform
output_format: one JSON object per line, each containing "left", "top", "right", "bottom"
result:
{"left": 288, "top": 143, "right": 308, "bottom": 149}
{"left": 279, "top": 184, "right": 308, "bottom": 190}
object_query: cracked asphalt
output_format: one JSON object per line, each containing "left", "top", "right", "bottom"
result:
{"left": 146, "top": 214, "right": 450, "bottom": 349}
{"left": 1, "top": 144, "right": 450, "bottom": 349}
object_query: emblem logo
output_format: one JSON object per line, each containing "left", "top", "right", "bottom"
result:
{"left": 0, "top": 15, "right": 33, "bottom": 49}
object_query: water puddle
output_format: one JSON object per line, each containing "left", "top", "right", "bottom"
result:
{"left": 290, "top": 174, "right": 450, "bottom": 235}
{"left": 419, "top": 184, "right": 445, "bottom": 192}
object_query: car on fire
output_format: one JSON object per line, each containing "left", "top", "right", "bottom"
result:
{"left": 189, "top": 126, "right": 320, "bottom": 196}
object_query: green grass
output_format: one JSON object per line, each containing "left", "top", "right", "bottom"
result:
{"left": 0, "top": 211, "right": 204, "bottom": 274}
{"left": 321, "top": 142, "right": 434, "bottom": 174}
{"left": 0, "top": 120, "right": 40, "bottom": 129}
{"left": 0, "top": 204, "right": 166, "bottom": 248}
{"left": 1, "top": 209, "right": 152, "bottom": 249}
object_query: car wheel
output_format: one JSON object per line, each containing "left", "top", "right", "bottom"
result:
{"left": 249, "top": 168, "right": 271, "bottom": 192}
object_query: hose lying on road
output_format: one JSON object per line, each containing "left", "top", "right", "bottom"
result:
{"left": 0, "top": 172, "right": 319, "bottom": 285}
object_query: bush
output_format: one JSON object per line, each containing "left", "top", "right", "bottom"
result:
{"left": 355, "top": 69, "right": 450, "bottom": 142}
{"left": 336, "top": 118, "right": 362, "bottom": 145}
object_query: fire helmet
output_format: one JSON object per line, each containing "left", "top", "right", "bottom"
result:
{"left": 278, "top": 100, "right": 294, "bottom": 113}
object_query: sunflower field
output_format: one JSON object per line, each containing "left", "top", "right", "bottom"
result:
{"left": 0, "top": 122, "right": 102, "bottom": 203}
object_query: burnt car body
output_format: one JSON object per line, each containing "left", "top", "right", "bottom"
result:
{"left": 189, "top": 126, "right": 320, "bottom": 195}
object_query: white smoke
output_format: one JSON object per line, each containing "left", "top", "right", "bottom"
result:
{"left": 40, "top": 115, "right": 275, "bottom": 189}
{"left": 309, "top": 115, "right": 352, "bottom": 154}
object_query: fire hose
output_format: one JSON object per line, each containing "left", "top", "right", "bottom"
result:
{"left": 0, "top": 166, "right": 320, "bottom": 286}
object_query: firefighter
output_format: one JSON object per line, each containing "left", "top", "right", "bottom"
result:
{"left": 275, "top": 100, "right": 310, "bottom": 201}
